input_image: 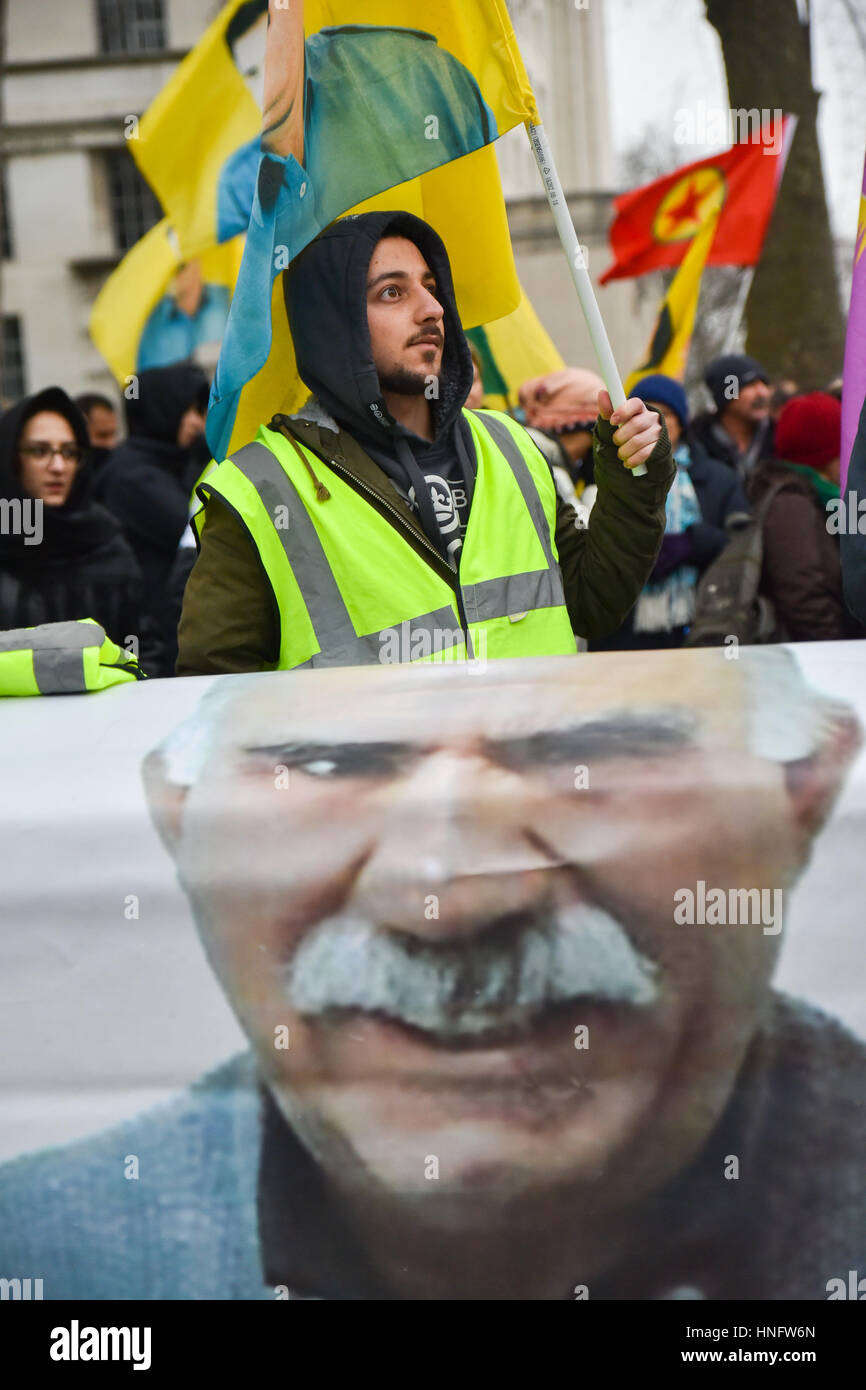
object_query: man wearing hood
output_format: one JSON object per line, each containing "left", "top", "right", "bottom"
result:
{"left": 74, "top": 391, "right": 120, "bottom": 487}
{"left": 99, "top": 363, "right": 209, "bottom": 675}
{"left": 177, "top": 212, "right": 674, "bottom": 675}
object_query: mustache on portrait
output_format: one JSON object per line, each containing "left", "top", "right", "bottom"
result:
{"left": 287, "top": 904, "right": 659, "bottom": 1042}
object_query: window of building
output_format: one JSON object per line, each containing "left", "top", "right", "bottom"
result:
{"left": 0, "top": 317, "right": 27, "bottom": 402}
{"left": 104, "top": 150, "right": 162, "bottom": 253}
{"left": 95, "top": 0, "right": 167, "bottom": 55}
{"left": 1, "top": 166, "right": 12, "bottom": 260}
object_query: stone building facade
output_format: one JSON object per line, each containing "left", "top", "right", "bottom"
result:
{"left": 0, "top": 0, "right": 649, "bottom": 409}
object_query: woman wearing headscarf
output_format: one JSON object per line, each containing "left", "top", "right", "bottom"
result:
{"left": 0, "top": 387, "right": 148, "bottom": 657}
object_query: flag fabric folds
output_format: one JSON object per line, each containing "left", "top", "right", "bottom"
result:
{"left": 92, "top": 0, "right": 261, "bottom": 383}
{"left": 624, "top": 204, "right": 722, "bottom": 393}
{"left": 131, "top": 0, "right": 264, "bottom": 258}
{"left": 841, "top": 156, "right": 866, "bottom": 492}
{"left": 468, "top": 289, "right": 565, "bottom": 410}
{"left": 89, "top": 222, "right": 243, "bottom": 386}
{"left": 207, "top": 0, "right": 538, "bottom": 458}
{"left": 601, "top": 117, "right": 793, "bottom": 284}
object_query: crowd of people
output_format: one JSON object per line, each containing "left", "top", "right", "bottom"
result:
{"left": 518, "top": 352, "right": 861, "bottom": 647}
{"left": 0, "top": 325, "right": 861, "bottom": 674}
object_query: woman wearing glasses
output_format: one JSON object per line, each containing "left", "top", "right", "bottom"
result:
{"left": 0, "top": 387, "right": 148, "bottom": 661}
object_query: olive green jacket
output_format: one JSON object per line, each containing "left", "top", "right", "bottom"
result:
{"left": 176, "top": 410, "right": 674, "bottom": 675}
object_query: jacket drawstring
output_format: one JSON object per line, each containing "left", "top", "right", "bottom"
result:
{"left": 270, "top": 416, "right": 332, "bottom": 502}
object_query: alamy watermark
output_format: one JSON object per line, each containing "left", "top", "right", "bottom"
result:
{"left": 674, "top": 103, "right": 784, "bottom": 154}
{"left": 0, "top": 1276, "right": 43, "bottom": 1299}
{"left": 49, "top": 1321, "right": 152, "bottom": 1371}
{"left": 826, "top": 1270, "right": 866, "bottom": 1299}
{"left": 378, "top": 622, "right": 488, "bottom": 671}
{"left": 827, "top": 493, "right": 866, "bottom": 535}
{"left": 674, "top": 880, "right": 783, "bottom": 935}
{"left": 0, "top": 497, "right": 42, "bottom": 546}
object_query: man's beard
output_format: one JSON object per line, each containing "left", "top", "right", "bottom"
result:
{"left": 378, "top": 365, "right": 433, "bottom": 396}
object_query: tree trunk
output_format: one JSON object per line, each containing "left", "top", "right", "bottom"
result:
{"left": 705, "top": 0, "right": 845, "bottom": 386}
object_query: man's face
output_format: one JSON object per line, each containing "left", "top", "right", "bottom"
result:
{"left": 558, "top": 426, "right": 594, "bottom": 464}
{"left": 171, "top": 261, "right": 205, "bottom": 319}
{"left": 366, "top": 236, "right": 445, "bottom": 396}
{"left": 177, "top": 404, "right": 206, "bottom": 449}
{"left": 149, "top": 654, "right": 855, "bottom": 1217}
{"left": 86, "top": 405, "right": 119, "bottom": 451}
{"left": 724, "top": 378, "right": 771, "bottom": 427}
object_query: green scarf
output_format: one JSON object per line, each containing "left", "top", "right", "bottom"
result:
{"left": 780, "top": 460, "right": 839, "bottom": 508}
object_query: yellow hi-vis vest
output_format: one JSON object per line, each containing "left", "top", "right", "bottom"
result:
{"left": 195, "top": 408, "right": 578, "bottom": 668}
{"left": 0, "top": 619, "right": 144, "bottom": 696}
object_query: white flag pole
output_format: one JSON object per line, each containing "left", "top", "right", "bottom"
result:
{"left": 526, "top": 120, "right": 647, "bottom": 477}
{"left": 721, "top": 266, "right": 756, "bottom": 354}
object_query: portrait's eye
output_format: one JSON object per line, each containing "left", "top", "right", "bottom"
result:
{"left": 299, "top": 758, "right": 338, "bottom": 778}
{"left": 490, "top": 739, "right": 572, "bottom": 774}
{"left": 297, "top": 746, "right": 410, "bottom": 778}
{"left": 380, "top": 285, "right": 401, "bottom": 300}
{"left": 242, "top": 743, "right": 414, "bottom": 779}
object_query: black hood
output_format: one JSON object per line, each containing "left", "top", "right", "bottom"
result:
{"left": 0, "top": 386, "right": 92, "bottom": 509}
{"left": 124, "top": 363, "right": 209, "bottom": 446}
{"left": 283, "top": 210, "right": 474, "bottom": 448}
{"left": 0, "top": 386, "right": 118, "bottom": 564}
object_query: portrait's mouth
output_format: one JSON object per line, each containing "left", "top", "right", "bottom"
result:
{"left": 312, "top": 995, "right": 642, "bottom": 1054}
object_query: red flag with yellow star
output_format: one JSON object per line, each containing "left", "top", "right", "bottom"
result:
{"left": 600, "top": 117, "right": 793, "bottom": 284}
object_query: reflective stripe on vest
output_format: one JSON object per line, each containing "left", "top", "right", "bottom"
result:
{"left": 459, "top": 411, "right": 565, "bottom": 623}
{"left": 0, "top": 620, "right": 143, "bottom": 696}
{"left": 198, "top": 408, "right": 577, "bottom": 669}
{"left": 223, "top": 440, "right": 464, "bottom": 667}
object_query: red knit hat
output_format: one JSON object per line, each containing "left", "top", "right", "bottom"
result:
{"left": 775, "top": 392, "right": 842, "bottom": 471}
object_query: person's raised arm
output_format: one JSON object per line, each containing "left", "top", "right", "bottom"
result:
{"left": 554, "top": 393, "right": 675, "bottom": 639}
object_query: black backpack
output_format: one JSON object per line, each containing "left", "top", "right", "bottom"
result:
{"left": 685, "top": 480, "right": 787, "bottom": 648}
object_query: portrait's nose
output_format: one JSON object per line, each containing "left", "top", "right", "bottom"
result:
{"left": 348, "top": 750, "right": 561, "bottom": 941}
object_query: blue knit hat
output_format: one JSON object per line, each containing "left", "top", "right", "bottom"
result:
{"left": 630, "top": 374, "right": 689, "bottom": 431}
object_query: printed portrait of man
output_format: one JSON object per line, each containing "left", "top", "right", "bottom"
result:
{"left": 216, "top": 0, "right": 498, "bottom": 244}
{"left": 0, "top": 647, "right": 864, "bottom": 1300}
{"left": 137, "top": 259, "right": 231, "bottom": 371}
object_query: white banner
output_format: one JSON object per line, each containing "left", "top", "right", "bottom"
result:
{"left": 1, "top": 644, "right": 864, "bottom": 1301}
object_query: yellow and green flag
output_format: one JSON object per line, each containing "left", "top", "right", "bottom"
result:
{"left": 209, "top": 0, "right": 540, "bottom": 456}
{"left": 468, "top": 289, "right": 565, "bottom": 411}
{"left": 624, "top": 203, "right": 721, "bottom": 394}
{"left": 131, "top": 0, "right": 265, "bottom": 257}
{"left": 91, "top": 0, "right": 257, "bottom": 382}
